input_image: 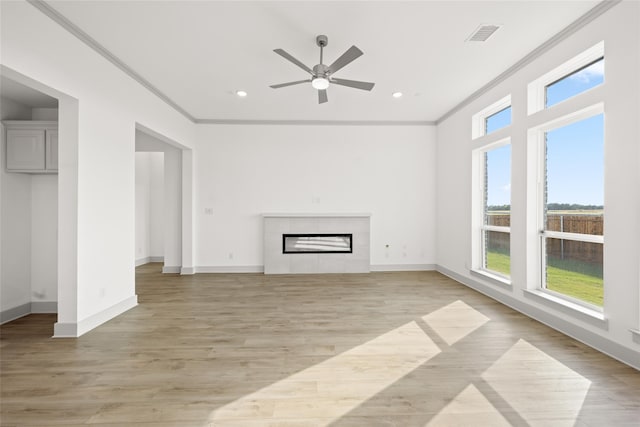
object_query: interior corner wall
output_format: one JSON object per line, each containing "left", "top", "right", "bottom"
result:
{"left": 435, "top": 2, "right": 639, "bottom": 367}
{"left": 194, "top": 124, "right": 437, "bottom": 271}
{"left": 1, "top": 0, "right": 195, "bottom": 335}
{"left": 0, "top": 123, "right": 32, "bottom": 314}
{"left": 30, "top": 175, "right": 58, "bottom": 306}
{"left": 135, "top": 153, "right": 152, "bottom": 263}
{"left": 135, "top": 151, "right": 165, "bottom": 265}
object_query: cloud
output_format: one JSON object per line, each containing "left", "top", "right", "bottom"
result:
{"left": 502, "top": 183, "right": 511, "bottom": 193}
{"left": 569, "top": 60, "right": 604, "bottom": 84}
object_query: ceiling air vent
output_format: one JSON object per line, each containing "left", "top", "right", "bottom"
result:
{"left": 466, "top": 24, "right": 502, "bottom": 42}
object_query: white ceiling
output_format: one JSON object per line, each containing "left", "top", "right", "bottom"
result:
{"left": 46, "top": 1, "right": 600, "bottom": 122}
{"left": 1, "top": 76, "right": 58, "bottom": 108}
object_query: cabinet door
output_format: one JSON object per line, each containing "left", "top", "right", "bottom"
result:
{"left": 46, "top": 130, "right": 58, "bottom": 171}
{"left": 6, "top": 129, "right": 46, "bottom": 170}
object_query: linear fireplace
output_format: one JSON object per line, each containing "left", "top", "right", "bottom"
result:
{"left": 283, "top": 234, "right": 352, "bottom": 254}
{"left": 263, "top": 213, "right": 370, "bottom": 274}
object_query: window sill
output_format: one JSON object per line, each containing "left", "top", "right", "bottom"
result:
{"left": 523, "top": 289, "right": 608, "bottom": 329}
{"left": 631, "top": 329, "right": 640, "bottom": 345}
{"left": 470, "top": 269, "right": 512, "bottom": 290}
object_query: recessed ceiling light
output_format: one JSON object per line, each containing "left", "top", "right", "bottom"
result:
{"left": 236, "top": 90, "right": 247, "bottom": 97}
{"left": 392, "top": 92, "right": 403, "bottom": 98}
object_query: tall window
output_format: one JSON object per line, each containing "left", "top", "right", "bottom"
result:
{"left": 472, "top": 95, "right": 512, "bottom": 281}
{"left": 482, "top": 143, "right": 511, "bottom": 277}
{"left": 528, "top": 42, "right": 605, "bottom": 310}
{"left": 541, "top": 113, "right": 604, "bottom": 307}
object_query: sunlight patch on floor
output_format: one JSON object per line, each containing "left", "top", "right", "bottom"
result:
{"left": 426, "top": 384, "right": 511, "bottom": 426}
{"left": 422, "top": 300, "right": 490, "bottom": 346}
{"left": 209, "top": 321, "right": 440, "bottom": 423}
{"left": 481, "top": 339, "right": 592, "bottom": 426}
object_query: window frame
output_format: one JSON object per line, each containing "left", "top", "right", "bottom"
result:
{"left": 472, "top": 137, "right": 512, "bottom": 283}
{"left": 528, "top": 103, "right": 605, "bottom": 311}
{"left": 528, "top": 41, "right": 604, "bottom": 115}
{"left": 471, "top": 95, "right": 511, "bottom": 139}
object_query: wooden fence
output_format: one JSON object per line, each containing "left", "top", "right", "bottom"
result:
{"left": 486, "top": 213, "right": 603, "bottom": 264}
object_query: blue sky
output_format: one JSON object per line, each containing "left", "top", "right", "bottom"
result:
{"left": 485, "top": 59, "right": 604, "bottom": 207}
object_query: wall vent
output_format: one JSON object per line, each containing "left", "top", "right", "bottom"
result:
{"left": 467, "top": 24, "right": 502, "bottom": 42}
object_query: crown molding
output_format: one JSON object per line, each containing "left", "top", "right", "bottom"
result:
{"left": 28, "top": 0, "right": 619, "bottom": 128}
{"left": 436, "top": 0, "right": 621, "bottom": 125}
{"left": 26, "top": 0, "right": 197, "bottom": 123}
{"left": 195, "top": 119, "right": 435, "bottom": 126}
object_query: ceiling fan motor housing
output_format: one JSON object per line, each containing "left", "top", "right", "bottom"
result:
{"left": 313, "top": 63, "right": 330, "bottom": 78}
{"left": 316, "top": 35, "right": 328, "bottom": 47}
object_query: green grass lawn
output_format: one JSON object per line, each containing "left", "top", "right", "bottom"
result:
{"left": 486, "top": 251, "right": 603, "bottom": 306}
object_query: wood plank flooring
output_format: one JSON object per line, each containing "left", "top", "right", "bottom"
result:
{"left": 1, "top": 264, "right": 639, "bottom": 426}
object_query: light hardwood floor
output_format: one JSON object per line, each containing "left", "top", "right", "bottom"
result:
{"left": 1, "top": 264, "right": 639, "bottom": 426}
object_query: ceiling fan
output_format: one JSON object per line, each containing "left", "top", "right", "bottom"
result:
{"left": 270, "top": 35, "right": 375, "bottom": 104}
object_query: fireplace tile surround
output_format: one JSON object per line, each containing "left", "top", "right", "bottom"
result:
{"left": 263, "top": 213, "right": 370, "bottom": 274}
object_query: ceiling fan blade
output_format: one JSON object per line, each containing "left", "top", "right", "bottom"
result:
{"left": 273, "top": 49, "right": 313, "bottom": 75}
{"left": 328, "top": 45, "right": 363, "bottom": 74}
{"left": 331, "top": 78, "right": 375, "bottom": 91}
{"left": 270, "top": 79, "right": 311, "bottom": 89}
{"left": 318, "top": 89, "right": 328, "bottom": 104}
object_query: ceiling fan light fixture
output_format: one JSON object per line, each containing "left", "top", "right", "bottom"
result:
{"left": 311, "top": 77, "right": 329, "bottom": 90}
{"left": 235, "top": 90, "right": 248, "bottom": 97}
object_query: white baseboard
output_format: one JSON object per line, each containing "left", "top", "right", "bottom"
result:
{"left": 1, "top": 301, "right": 58, "bottom": 324}
{"left": 0, "top": 303, "right": 31, "bottom": 324}
{"left": 180, "top": 267, "right": 195, "bottom": 275}
{"left": 31, "top": 301, "right": 57, "bottom": 313}
{"left": 370, "top": 263, "right": 436, "bottom": 272}
{"left": 53, "top": 295, "right": 138, "bottom": 338}
{"left": 193, "top": 265, "right": 438, "bottom": 274}
{"left": 436, "top": 265, "right": 640, "bottom": 371}
{"left": 136, "top": 256, "right": 164, "bottom": 266}
{"left": 195, "top": 265, "right": 264, "bottom": 273}
{"left": 162, "top": 266, "right": 181, "bottom": 274}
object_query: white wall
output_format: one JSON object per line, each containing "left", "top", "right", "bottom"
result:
{"left": 135, "top": 153, "right": 151, "bottom": 263}
{"left": 1, "top": 97, "right": 31, "bottom": 120}
{"left": 0, "top": 131, "right": 31, "bottom": 313}
{"left": 1, "top": 0, "right": 195, "bottom": 335}
{"left": 1, "top": 98, "right": 58, "bottom": 319}
{"left": 0, "top": 99, "right": 32, "bottom": 316}
{"left": 31, "top": 175, "right": 57, "bottom": 305}
{"left": 135, "top": 152, "right": 164, "bottom": 265}
{"left": 195, "top": 124, "right": 436, "bottom": 270}
{"left": 436, "top": 2, "right": 639, "bottom": 367}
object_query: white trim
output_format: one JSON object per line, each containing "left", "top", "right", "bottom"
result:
{"left": 31, "top": 301, "right": 57, "bottom": 313}
{"left": 27, "top": 0, "right": 620, "bottom": 126}
{"left": 0, "top": 303, "right": 31, "bottom": 324}
{"left": 136, "top": 256, "right": 165, "bottom": 266}
{"left": 528, "top": 41, "right": 605, "bottom": 115}
{"left": 523, "top": 289, "right": 606, "bottom": 325}
{"left": 196, "top": 119, "right": 434, "bottom": 126}
{"left": 370, "top": 264, "right": 436, "bottom": 272}
{"left": 180, "top": 267, "right": 195, "bottom": 275}
{"left": 26, "top": 0, "right": 196, "bottom": 122}
{"left": 437, "top": 265, "right": 638, "bottom": 371}
{"left": 631, "top": 329, "right": 640, "bottom": 345}
{"left": 483, "top": 225, "right": 510, "bottom": 233}
{"left": 195, "top": 265, "right": 264, "bottom": 273}
{"left": 471, "top": 268, "right": 512, "bottom": 289}
{"left": 471, "top": 95, "right": 511, "bottom": 139}
{"left": 262, "top": 212, "right": 371, "bottom": 218}
{"left": 53, "top": 295, "right": 138, "bottom": 338}
{"left": 542, "top": 230, "right": 604, "bottom": 244}
{"left": 162, "top": 266, "right": 181, "bottom": 274}
{"left": 438, "top": 1, "right": 619, "bottom": 124}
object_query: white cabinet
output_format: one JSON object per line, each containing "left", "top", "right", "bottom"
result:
{"left": 4, "top": 121, "right": 58, "bottom": 173}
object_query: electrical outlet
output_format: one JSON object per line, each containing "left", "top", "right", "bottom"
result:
{"left": 228, "top": 252, "right": 234, "bottom": 260}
